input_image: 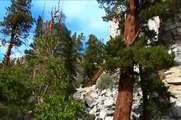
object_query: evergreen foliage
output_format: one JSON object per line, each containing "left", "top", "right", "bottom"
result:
{"left": 26, "top": 18, "right": 85, "bottom": 93}
{"left": 96, "top": 73, "right": 118, "bottom": 90}
{"left": 140, "top": 67, "right": 172, "bottom": 118}
{"left": 1, "top": 0, "right": 180, "bottom": 119}
{"left": 0, "top": 0, "right": 34, "bottom": 65}
{"left": 34, "top": 16, "right": 44, "bottom": 39}
{"left": 0, "top": 64, "right": 33, "bottom": 119}
{"left": 35, "top": 95, "right": 86, "bottom": 120}
{"left": 0, "top": 1, "right": 86, "bottom": 119}
{"left": 83, "top": 34, "right": 105, "bottom": 84}
{"left": 54, "top": 24, "right": 84, "bottom": 82}
{"left": 2, "top": 34, "right": 87, "bottom": 119}
{"left": 104, "top": 34, "right": 175, "bottom": 118}
{"left": 24, "top": 17, "right": 86, "bottom": 118}
{"left": 29, "top": 34, "right": 86, "bottom": 119}
{"left": 24, "top": 16, "right": 44, "bottom": 60}
{"left": 0, "top": 0, "right": 33, "bottom": 41}
{"left": 98, "top": 0, "right": 180, "bottom": 119}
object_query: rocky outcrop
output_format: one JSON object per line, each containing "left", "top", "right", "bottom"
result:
{"left": 160, "top": 66, "right": 181, "bottom": 119}
{"left": 73, "top": 80, "right": 142, "bottom": 120}
{"left": 159, "top": 12, "right": 181, "bottom": 119}
{"left": 141, "top": 14, "right": 181, "bottom": 119}
{"left": 73, "top": 85, "right": 116, "bottom": 120}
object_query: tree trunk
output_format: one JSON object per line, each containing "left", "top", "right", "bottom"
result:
{"left": 124, "top": 0, "right": 139, "bottom": 47}
{"left": 3, "top": 26, "right": 16, "bottom": 66}
{"left": 3, "top": 39, "right": 14, "bottom": 66}
{"left": 113, "top": 0, "right": 139, "bottom": 119}
{"left": 86, "top": 67, "right": 104, "bottom": 87}
{"left": 113, "top": 68, "right": 135, "bottom": 120}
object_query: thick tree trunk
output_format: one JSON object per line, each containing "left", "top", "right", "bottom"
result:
{"left": 113, "top": 68, "right": 135, "bottom": 120}
{"left": 124, "top": 0, "right": 139, "bottom": 47}
{"left": 113, "top": 0, "right": 139, "bottom": 119}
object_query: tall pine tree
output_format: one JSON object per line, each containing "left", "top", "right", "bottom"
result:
{"left": 52, "top": 23, "right": 85, "bottom": 93}
{"left": 98, "top": 0, "right": 181, "bottom": 119}
{"left": 0, "top": 0, "right": 33, "bottom": 65}
{"left": 83, "top": 34, "right": 105, "bottom": 85}
{"left": 25, "top": 16, "right": 44, "bottom": 60}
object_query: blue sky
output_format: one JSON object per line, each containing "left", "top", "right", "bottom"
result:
{"left": 0, "top": 0, "right": 109, "bottom": 61}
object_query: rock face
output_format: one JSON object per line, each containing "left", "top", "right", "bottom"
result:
{"left": 73, "top": 85, "right": 117, "bottom": 120}
{"left": 109, "top": 18, "right": 121, "bottom": 38}
{"left": 159, "top": 12, "right": 181, "bottom": 119}
{"left": 162, "top": 66, "right": 181, "bottom": 119}
{"left": 160, "top": 66, "right": 181, "bottom": 119}
{"left": 148, "top": 16, "right": 160, "bottom": 40}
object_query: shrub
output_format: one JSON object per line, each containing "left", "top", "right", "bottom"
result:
{"left": 35, "top": 95, "right": 86, "bottom": 120}
{"left": 96, "top": 73, "right": 118, "bottom": 90}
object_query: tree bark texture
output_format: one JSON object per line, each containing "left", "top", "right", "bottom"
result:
{"left": 86, "top": 67, "right": 104, "bottom": 87}
{"left": 114, "top": 0, "right": 139, "bottom": 119}
{"left": 113, "top": 68, "right": 135, "bottom": 120}
{"left": 3, "top": 33, "right": 15, "bottom": 66}
{"left": 124, "top": 0, "right": 140, "bottom": 47}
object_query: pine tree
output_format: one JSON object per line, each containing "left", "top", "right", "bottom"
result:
{"left": 26, "top": 16, "right": 85, "bottom": 94}
{"left": 23, "top": 33, "right": 86, "bottom": 119}
{"left": 83, "top": 34, "right": 105, "bottom": 85}
{"left": 0, "top": 64, "right": 33, "bottom": 119}
{"left": 54, "top": 23, "right": 85, "bottom": 93}
{"left": 34, "top": 16, "right": 44, "bottom": 39}
{"left": 25, "top": 16, "right": 44, "bottom": 60}
{"left": 24, "top": 25, "right": 86, "bottom": 119}
{"left": 0, "top": 0, "right": 33, "bottom": 66}
{"left": 98, "top": 0, "right": 181, "bottom": 119}
{"left": 0, "top": 1, "right": 86, "bottom": 119}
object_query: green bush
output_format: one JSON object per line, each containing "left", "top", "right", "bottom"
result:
{"left": 0, "top": 103, "right": 19, "bottom": 120}
{"left": 0, "top": 64, "right": 33, "bottom": 119}
{"left": 96, "top": 73, "right": 118, "bottom": 90}
{"left": 35, "top": 95, "right": 86, "bottom": 120}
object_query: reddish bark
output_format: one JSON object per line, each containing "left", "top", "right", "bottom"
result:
{"left": 113, "top": 68, "right": 135, "bottom": 120}
{"left": 86, "top": 67, "right": 104, "bottom": 87}
{"left": 3, "top": 42, "right": 13, "bottom": 65}
{"left": 48, "top": 0, "right": 61, "bottom": 34}
{"left": 113, "top": 0, "right": 140, "bottom": 119}
{"left": 124, "top": 0, "right": 139, "bottom": 47}
{"left": 3, "top": 24, "right": 17, "bottom": 66}
{"left": 3, "top": 32, "right": 15, "bottom": 66}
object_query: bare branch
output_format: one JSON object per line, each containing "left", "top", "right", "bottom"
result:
{"left": 48, "top": 0, "right": 61, "bottom": 34}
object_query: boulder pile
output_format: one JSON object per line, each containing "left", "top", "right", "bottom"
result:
{"left": 73, "top": 84, "right": 142, "bottom": 120}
